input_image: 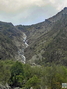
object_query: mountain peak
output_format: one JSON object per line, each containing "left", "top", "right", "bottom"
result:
{"left": 63, "top": 7, "right": 67, "bottom": 10}
{"left": 61, "top": 7, "right": 67, "bottom": 14}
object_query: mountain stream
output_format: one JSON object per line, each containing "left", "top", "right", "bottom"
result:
{"left": 18, "top": 33, "right": 28, "bottom": 64}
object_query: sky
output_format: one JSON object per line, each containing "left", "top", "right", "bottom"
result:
{"left": 0, "top": 0, "right": 67, "bottom": 25}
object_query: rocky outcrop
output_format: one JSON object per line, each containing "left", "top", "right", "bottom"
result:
{"left": 0, "top": 84, "right": 11, "bottom": 89}
{"left": 0, "top": 84, "right": 21, "bottom": 89}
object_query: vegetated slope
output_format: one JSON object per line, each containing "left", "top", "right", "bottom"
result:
{"left": 0, "top": 21, "right": 24, "bottom": 60}
{"left": 17, "top": 7, "right": 67, "bottom": 66}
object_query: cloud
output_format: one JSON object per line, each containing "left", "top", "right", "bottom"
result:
{"left": 0, "top": 0, "right": 67, "bottom": 25}
{"left": 0, "top": 0, "right": 48, "bottom": 12}
{"left": 49, "top": 0, "right": 67, "bottom": 10}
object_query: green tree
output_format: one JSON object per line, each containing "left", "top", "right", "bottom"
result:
{"left": 0, "top": 61, "right": 10, "bottom": 84}
{"left": 25, "top": 75, "right": 40, "bottom": 89}
{"left": 9, "top": 61, "right": 24, "bottom": 87}
{"left": 23, "top": 64, "right": 32, "bottom": 80}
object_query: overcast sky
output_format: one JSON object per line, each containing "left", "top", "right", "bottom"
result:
{"left": 0, "top": 0, "right": 67, "bottom": 25}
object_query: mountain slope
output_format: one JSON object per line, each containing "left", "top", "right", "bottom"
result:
{"left": 1, "top": 7, "right": 67, "bottom": 66}
{"left": 0, "top": 21, "right": 25, "bottom": 61}
{"left": 17, "top": 7, "right": 67, "bottom": 66}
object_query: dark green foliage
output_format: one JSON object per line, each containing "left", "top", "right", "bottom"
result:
{"left": 9, "top": 63, "right": 67, "bottom": 89}
{"left": 11, "top": 61, "right": 24, "bottom": 75}
{"left": 25, "top": 75, "right": 40, "bottom": 89}
{"left": 0, "top": 60, "right": 12, "bottom": 84}
{"left": 1, "top": 60, "right": 67, "bottom": 89}
{"left": 23, "top": 64, "right": 32, "bottom": 80}
{"left": 9, "top": 61, "right": 24, "bottom": 87}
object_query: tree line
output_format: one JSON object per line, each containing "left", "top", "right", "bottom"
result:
{"left": 0, "top": 60, "right": 67, "bottom": 89}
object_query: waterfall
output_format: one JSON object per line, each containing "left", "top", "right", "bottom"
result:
{"left": 22, "top": 33, "right": 29, "bottom": 63}
{"left": 23, "top": 33, "right": 29, "bottom": 48}
{"left": 18, "top": 33, "right": 28, "bottom": 64}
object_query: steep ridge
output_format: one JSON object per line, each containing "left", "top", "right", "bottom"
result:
{"left": 17, "top": 7, "right": 67, "bottom": 66}
{"left": 17, "top": 7, "right": 67, "bottom": 44}
{"left": 0, "top": 22, "right": 18, "bottom": 60}
{"left": 0, "top": 21, "right": 28, "bottom": 63}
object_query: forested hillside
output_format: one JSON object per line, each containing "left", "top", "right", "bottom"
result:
{"left": 0, "top": 60, "right": 67, "bottom": 89}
